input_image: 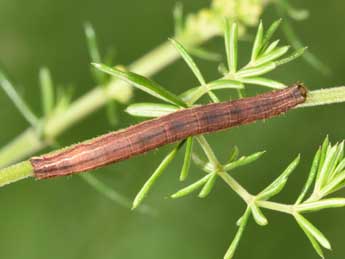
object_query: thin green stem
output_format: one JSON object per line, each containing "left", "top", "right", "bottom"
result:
{"left": 256, "top": 200, "right": 294, "bottom": 214}
{"left": 218, "top": 170, "right": 252, "bottom": 203}
{"left": 196, "top": 135, "right": 220, "bottom": 166}
{"left": 297, "top": 86, "right": 345, "bottom": 108}
{"left": 0, "top": 161, "right": 34, "bottom": 187}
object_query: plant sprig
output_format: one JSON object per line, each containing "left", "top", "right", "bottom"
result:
{"left": 92, "top": 20, "right": 345, "bottom": 258}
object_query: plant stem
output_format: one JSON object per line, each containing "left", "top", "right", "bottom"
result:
{"left": 218, "top": 170, "right": 252, "bottom": 203}
{"left": 297, "top": 86, "right": 345, "bottom": 108}
{"left": 256, "top": 200, "right": 294, "bottom": 214}
{"left": 0, "top": 161, "right": 33, "bottom": 187}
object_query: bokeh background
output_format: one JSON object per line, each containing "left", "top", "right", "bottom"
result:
{"left": 0, "top": 0, "right": 344, "bottom": 259}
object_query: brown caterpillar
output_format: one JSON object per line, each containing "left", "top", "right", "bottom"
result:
{"left": 31, "top": 84, "right": 307, "bottom": 179}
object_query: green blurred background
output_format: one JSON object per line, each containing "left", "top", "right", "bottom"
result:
{"left": 0, "top": 0, "right": 344, "bottom": 258}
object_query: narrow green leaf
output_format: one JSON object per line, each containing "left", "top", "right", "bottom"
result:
{"left": 315, "top": 143, "right": 338, "bottom": 191}
{"left": 84, "top": 22, "right": 106, "bottom": 84}
{"left": 198, "top": 173, "right": 217, "bottom": 198}
{"left": 257, "top": 178, "right": 288, "bottom": 201}
{"left": 218, "top": 63, "right": 228, "bottom": 75}
{"left": 295, "top": 213, "right": 331, "bottom": 250}
{"left": 227, "top": 146, "right": 240, "bottom": 163}
{"left": 236, "top": 62, "right": 276, "bottom": 78}
{"left": 225, "top": 21, "right": 238, "bottom": 73}
{"left": 277, "top": 7, "right": 330, "bottom": 75}
{"left": 191, "top": 153, "right": 215, "bottom": 173}
{"left": 255, "top": 46, "right": 290, "bottom": 67}
{"left": 169, "top": 38, "right": 219, "bottom": 103}
{"left": 302, "top": 226, "right": 325, "bottom": 258}
{"left": 239, "top": 77, "right": 286, "bottom": 89}
{"left": 173, "top": 2, "right": 184, "bottom": 36}
{"left": 320, "top": 170, "right": 345, "bottom": 197}
{"left": 106, "top": 100, "right": 118, "bottom": 126}
{"left": 224, "top": 207, "right": 251, "bottom": 259}
{"left": 251, "top": 21, "right": 264, "bottom": 61}
{"left": 189, "top": 47, "right": 221, "bottom": 62}
{"left": 275, "top": 47, "right": 307, "bottom": 66}
{"left": 180, "top": 79, "right": 243, "bottom": 104}
{"left": 39, "top": 67, "right": 55, "bottom": 116}
{"left": 126, "top": 103, "right": 179, "bottom": 117}
{"left": 251, "top": 204, "right": 268, "bottom": 226}
{"left": 261, "top": 19, "right": 282, "bottom": 53}
{"left": 171, "top": 173, "right": 212, "bottom": 199}
{"left": 169, "top": 38, "right": 206, "bottom": 85}
{"left": 180, "top": 137, "right": 193, "bottom": 181}
{"left": 264, "top": 40, "right": 280, "bottom": 55}
{"left": 84, "top": 22, "right": 101, "bottom": 63}
{"left": 93, "top": 63, "right": 186, "bottom": 107}
{"left": 259, "top": 155, "right": 300, "bottom": 200}
{"left": 318, "top": 136, "right": 330, "bottom": 176}
{"left": 295, "top": 147, "right": 321, "bottom": 204}
{"left": 328, "top": 141, "right": 344, "bottom": 180}
{"left": 333, "top": 159, "right": 345, "bottom": 177}
{"left": 133, "top": 141, "right": 185, "bottom": 209}
{"left": 296, "top": 198, "right": 345, "bottom": 213}
{"left": 223, "top": 151, "right": 266, "bottom": 172}
{"left": 0, "top": 72, "right": 39, "bottom": 127}
{"left": 80, "top": 173, "right": 153, "bottom": 215}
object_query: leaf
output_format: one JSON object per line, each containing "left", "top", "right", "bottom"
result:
{"left": 224, "top": 207, "right": 251, "bottom": 259}
{"left": 296, "top": 198, "right": 345, "bottom": 213}
{"left": 126, "top": 103, "right": 179, "bottom": 117}
{"left": 303, "top": 226, "right": 325, "bottom": 258}
{"left": 258, "top": 155, "right": 300, "bottom": 200}
{"left": 188, "top": 47, "right": 221, "bottom": 62}
{"left": 173, "top": 2, "right": 184, "bottom": 36}
{"left": 320, "top": 170, "right": 345, "bottom": 197}
{"left": 275, "top": 47, "right": 307, "bottom": 66}
{"left": 239, "top": 77, "right": 286, "bottom": 89}
{"left": 260, "top": 19, "right": 282, "bottom": 53}
{"left": 132, "top": 141, "right": 185, "bottom": 209}
{"left": 251, "top": 204, "right": 268, "bottom": 226}
{"left": 169, "top": 38, "right": 206, "bottom": 85}
{"left": 225, "top": 21, "right": 238, "bottom": 73}
{"left": 251, "top": 21, "right": 264, "bottom": 61}
{"left": 84, "top": 22, "right": 106, "bottom": 84}
{"left": 0, "top": 71, "right": 39, "bottom": 127}
{"left": 93, "top": 63, "right": 186, "bottom": 107}
{"left": 171, "top": 173, "right": 212, "bottom": 199}
{"left": 227, "top": 146, "right": 240, "bottom": 163}
{"left": 198, "top": 173, "right": 217, "bottom": 198}
{"left": 327, "top": 141, "right": 344, "bottom": 180}
{"left": 264, "top": 40, "right": 280, "bottom": 55}
{"left": 315, "top": 143, "right": 338, "bottom": 191}
{"left": 169, "top": 39, "right": 219, "bottom": 103}
{"left": 191, "top": 153, "right": 214, "bottom": 173}
{"left": 236, "top": 62, "right": 276, "bottom": 78}
{"left": 255, "top": 46, "right": 290, "bottom": 67}
{"left": 277, "top": 6, "right": 330, "bottom": 75}
{"left": 295, "top": 213, "right": 331, "bottom": 250}
{"left": 295, "top": 147, "right": 321, "bottom": 204}
{"left": 180, "top": 79, "right": 243, "bottom": 104}
{"left": 80, "top": 173, "right": 154, "bottom": 215}
{"left": 180, "top": 137, "right": 193, "bottom": 181}
{"left": 39, "top": 67, "right": 55, "bottom": 117}
{"left": 223, "top": 151, "right": 266, "bottom": 172}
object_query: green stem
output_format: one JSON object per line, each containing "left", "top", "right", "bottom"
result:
{"left": 0, "top": 161, "right": 34, "bottom": 187}
{"left": 256, "top": 200, "right": 294, "bottom": 214}
{"left": 218, "top": 170, "right": 252, "bottom": 203}
{"left": 297, "top": 86, "right": 345, "bottom": 108}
